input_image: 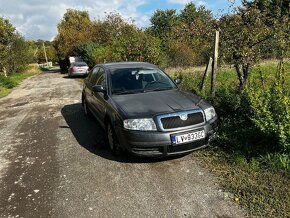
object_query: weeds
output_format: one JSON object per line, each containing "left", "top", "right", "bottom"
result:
{"left": 169, "top": 60, "right": 290, "bottom": 217}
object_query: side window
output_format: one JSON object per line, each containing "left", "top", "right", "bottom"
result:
{"left": 95, "top": 68, "right": 106, "bottom": 88}
{"left": 89, "top": 67, "right": 100, "bottom": 85}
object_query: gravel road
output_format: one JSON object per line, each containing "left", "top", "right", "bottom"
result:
{"left": 0, "top": 71, "right": 245, "bottom": 218}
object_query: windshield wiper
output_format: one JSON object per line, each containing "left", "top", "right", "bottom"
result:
{"left": 145, "top": 87, "right": 173, "bottom": 92}
{"left": 113, "top": 90, "right": 144, "bottom": 95}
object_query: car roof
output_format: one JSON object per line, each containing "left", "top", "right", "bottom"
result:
{"left": 97, "top": 62, "right": 158, "bottom": 70}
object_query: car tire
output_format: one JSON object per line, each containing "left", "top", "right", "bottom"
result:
{"left": 106, "top": 122, "right": 121, "bottom": 156}
{"left": 83, "top": 96, "right": 90, "bottom": 116}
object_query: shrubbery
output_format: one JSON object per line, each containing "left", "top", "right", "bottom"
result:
{"left": 247, "top": 61, "right": 290, "bottom": 153}
{"left": 173, "top": 61, "right": 290, "bottom": 171}
{"left": 0, "top": 17, "right": 34, "bottom": 75}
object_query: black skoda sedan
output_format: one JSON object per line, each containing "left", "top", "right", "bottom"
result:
{"left": 82, "top": 62, "right": 217, "bottom": 157}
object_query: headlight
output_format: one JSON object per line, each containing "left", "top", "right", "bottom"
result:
{"left": 204, "top": 107, "right": 216, "bottom": 121}
{"left": 123, "top": 118, "right": 157, "bottom": 131}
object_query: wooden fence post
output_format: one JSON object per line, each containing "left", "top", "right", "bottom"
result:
{"left": 211, "top": 30, "right": 219, "bottom": 97}
{"left": 200, "top": 57, "right": 213, "bottom": 91}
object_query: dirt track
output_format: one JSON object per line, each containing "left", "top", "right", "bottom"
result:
{"left": 0, "top": 71, "right": 245, "bottom": 217}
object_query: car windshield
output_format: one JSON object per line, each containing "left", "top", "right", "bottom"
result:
{"left": 111, "top": 68, "right": 176, "bottom": 95}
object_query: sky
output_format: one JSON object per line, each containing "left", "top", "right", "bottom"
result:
{"left": 0, "top": 0, "right": 241, "bottom": 41}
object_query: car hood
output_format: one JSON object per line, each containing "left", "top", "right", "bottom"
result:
{"left": 111, "top": 89, "right": 202, "bottom": 118}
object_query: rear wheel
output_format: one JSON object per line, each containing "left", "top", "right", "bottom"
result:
{"left": 106, "top": 123, "right": 121, "bottom": 156}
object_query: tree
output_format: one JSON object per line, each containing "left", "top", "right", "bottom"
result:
{"left": 220, "top": 1, "right": 289, "bottom": 91}
{"left": 53, "top": 9, "right": 94, "bottom": 58}
{"left": 149, "top": 3, "right": 215, "bottom": 67}
{"left": 150, "top": 9, "right": 178, "bottom": 43}
{"left": 0, "top": 17, "right": 15, "bottom": 75}
{"left": 220, "top": 6, "right": 272, "bottom": 91}
{"left": 0, "top": 17, "right": 33, "bottom": 75}
{"left": 177, "top": 3, "right": 215, "bottom": 65}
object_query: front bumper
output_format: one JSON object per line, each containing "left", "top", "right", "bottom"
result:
{"left": 115, "top": 117, "right": 218, "bottom": 157}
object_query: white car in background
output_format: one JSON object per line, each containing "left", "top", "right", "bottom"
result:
{"left": 68, "top": 62, "right": 89, "bottom": 77}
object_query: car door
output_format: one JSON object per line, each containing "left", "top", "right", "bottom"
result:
{"left": 91, "top": 67, "right": 107, "bottom": 123}
{"left": 85, "top": 67, "right": 100, "bottom": 111}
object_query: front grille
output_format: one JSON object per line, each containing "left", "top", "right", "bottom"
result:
{"left": 168, "top": 139, "right": 206, "bottom": 153}
{"left": 160, "top": 111, "right": 204, "bottom": 130}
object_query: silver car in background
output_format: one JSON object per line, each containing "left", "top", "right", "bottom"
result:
{"left": 68, "top": 62, "right": 89, "bottom": 77}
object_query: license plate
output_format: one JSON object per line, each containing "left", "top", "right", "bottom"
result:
{"left": 171, "top": 130, "right": 205, "bottom": 145}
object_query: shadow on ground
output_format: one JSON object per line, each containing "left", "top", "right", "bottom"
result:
{"left": 61, "top": 103, "right": 181, "bottom": 163}
{"left": 62, "top": 75, "right": 86, "bottom": 79}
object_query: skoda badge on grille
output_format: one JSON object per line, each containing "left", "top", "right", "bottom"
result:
{"left": 179, "top": 113, "right": 188, "bottom": 121}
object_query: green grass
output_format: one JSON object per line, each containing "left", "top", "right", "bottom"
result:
{"left": 0, "top": 64, "right": 41, "bottom": 98}
{"left": 167, "top": 60, "right": 290, "bottom": 93}
{"left": 167, "top": 59, "right": 290, "bottom": 217}
{"left": 193, "top": 148, "right": 290, "bottom": 217}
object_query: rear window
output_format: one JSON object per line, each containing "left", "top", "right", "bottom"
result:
{"left": 73, "top": 62, "right": 88, "bottom": 67}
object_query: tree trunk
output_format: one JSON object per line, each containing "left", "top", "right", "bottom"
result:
{"left": 234, "top": 64, "right": 250, "bottom": 92}
{"left": 235, "top": 64, "right": 244, "bottom": 90}
{"left": 241, "top": 64, "right": 250, "bottom": 91}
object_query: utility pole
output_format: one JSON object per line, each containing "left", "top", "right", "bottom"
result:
{"left": 211, "top": 30, "right": 219, "bottom": 97}
{"left": 42, "top": 42, "right": 48, "bottom": 65}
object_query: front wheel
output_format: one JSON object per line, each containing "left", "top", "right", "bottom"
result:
{"left": 83, "top": 96, "right": 90, "bottom": 116}
{"left": 106, "top": 123, "right": 121, "bottom": 156}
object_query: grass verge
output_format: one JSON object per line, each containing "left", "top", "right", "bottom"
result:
{"left": 193, "top": 148, "right": 290, "bottom": 217}
{"left": 0, "top": 64, "right": 41, "bottom": 98}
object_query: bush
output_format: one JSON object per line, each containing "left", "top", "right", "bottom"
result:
{"left": 247, "top": 61, "right": 290, "bottom": 153}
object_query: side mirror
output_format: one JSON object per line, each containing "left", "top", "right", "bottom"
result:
{"left": 92, "top": 85, "right": 106, "bottom": 93}
{"left": 175, "top": 78, "right": 181, "bottom": 85}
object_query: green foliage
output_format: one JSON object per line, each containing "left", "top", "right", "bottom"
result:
{"left": 260, "top": 153, "right": 290, "bottom": 171}
{"left": 53, "top": 9, "right": 94, "bottom": 58}
{"left": 150, "top": 9, "right": 178, "bottom": 41}
{"left": 35, "top": 40, "right": 58, "bottom": 63}
{"left": 171, "top": 61, "right": 290, "bottom": 165}
{"left": 142, "top": 34, "right": 168, "bottom": 67}
{"left": 76, "top": 43, "right": 110, "bottom": 67}
{"left": 0, "top": 17, "right": 34, "bottom": 74}
{"left": 0, "top": 75, "right": 18, "bottom": 88}
{"left": 197, "top": 147, "right": 290, "bottom": 218}
{"left": 247, "top": 61, "right": 290, "bottom": 153}
{"left": 149, "top": 3, "right": 215, "bottom": 67}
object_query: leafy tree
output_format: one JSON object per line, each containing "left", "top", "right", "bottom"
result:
{"left": 0, "top": 17, "right": 15, "bottom": 75}
{"left": 54, "top": 9, "right": 94, "bottom": 58}
{"left": 32, "top": 40, "right": 58, "bottom": 63}
{"left": 76, "top": 42, "right": 111, "bottom": 67}
{"left": 177, "top": 3, "right": 215, "bottom": 65}
{"left": 149, "top": 3, "right": 215, "bottom": 66}
{"left": 220, "top": 6, "right": 273, "bottom": 91}
{"left": 0, "top": 17, "right": 33, "bottom": 75}
{"left": 220, "top": 0, "right": 289, "bottom": 91}
{"left": 142, "top": 33, "right": 167, "bottom": 67}
{"left": 150, "top": 9, "right": 178, "bottom": 43}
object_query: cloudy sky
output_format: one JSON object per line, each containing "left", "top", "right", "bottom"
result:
{"left": 0, "top": 0, "right": 241, "bottom": 41}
